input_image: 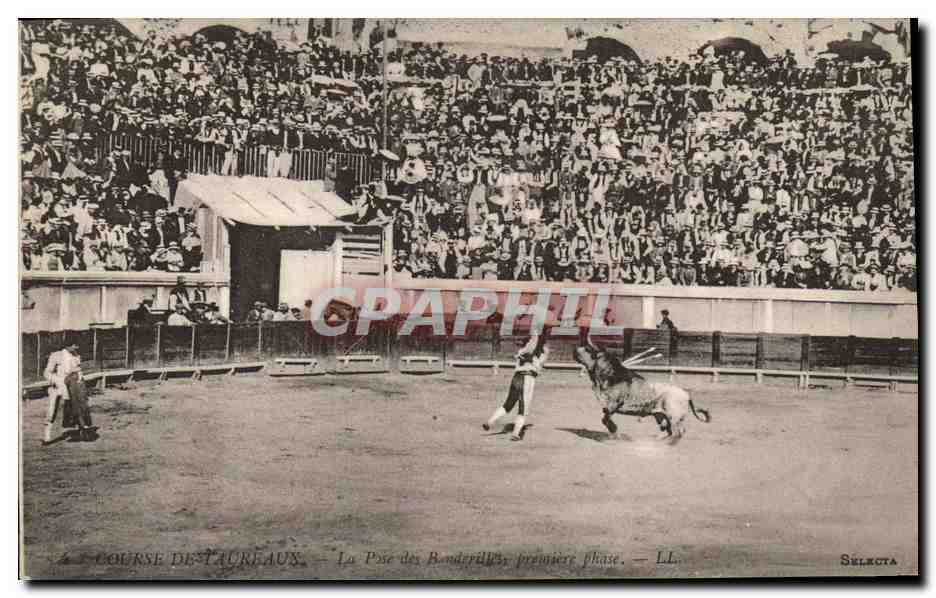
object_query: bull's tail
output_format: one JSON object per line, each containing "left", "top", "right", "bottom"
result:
{"left": 689, "top": 397, "right": 711, "bottom": 423}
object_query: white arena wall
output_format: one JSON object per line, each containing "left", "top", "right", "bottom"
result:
{"left": 394, "top": 279, "right": 918, "bottom": 339}
{"left": 20, "top": 272, "right": 231, "bottom": 333}
{"left": 20, "top": 272, "right": 917, "bottom": 339}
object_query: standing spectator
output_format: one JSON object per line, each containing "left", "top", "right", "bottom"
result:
{"left": 658, "top": 309, "right": 677, "bottom": 332}
{"left": 129, "top": 296, "right": 155, "bottom": 327}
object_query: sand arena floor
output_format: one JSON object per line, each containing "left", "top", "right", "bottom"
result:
{"left": 20, "top": 370, "right": 918, "bottom": 579}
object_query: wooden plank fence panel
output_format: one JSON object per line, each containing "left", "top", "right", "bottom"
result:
{"left": 194, "top": 325, "right": 229, "bottom": 365}
{"left": 809, "top": 336, "right": 847, "bottom": 372}
{"left": 446, "top": 324, "right": 497, "bottom": 361}
{"left": 229, "top": 324, "right": 261, "bottom": 363}
{"left": 160, "top": 326, "right": 194, "bottom": 366}
{"left": 895, "top": 339, "right": 919, "bottom": 375}
{"left": 129, "top": 327, "right": 159, "bottom": 369}
{"left": 671, "top": 332, "right": 713, "bottom": 367}
{"left": 262, "top": 322, "right": 307, "bottom": 358}
{"left": 21, "top": 333, "right": 39, "bottom": 383}
{"left": 97, "top": 327, "right": 130, "bottom": 372}
{"left": 304, "top": 323, "right": 333, "bottom": 360}
{"left": 398, "top": 328, "right": 447, "bottom": 358}
{"left": 761, "top": 334, "right": 804, "bottom": 371}
{"left": 720, "top": 333, "right": 758, "bottom": 368}
{"left": 850, "top": 337, "right": 908, "bottom": 375}
{"left": 334, "top": 322, "right": 393, "bottom": 358}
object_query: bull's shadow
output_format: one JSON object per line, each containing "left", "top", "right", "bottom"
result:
{"left": 556, "top": 428, "right": 632, "bottom": 443}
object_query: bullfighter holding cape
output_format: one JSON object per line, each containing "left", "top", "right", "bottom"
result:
{"left": 42, "top": 342, "right": 95, "bottom": 444}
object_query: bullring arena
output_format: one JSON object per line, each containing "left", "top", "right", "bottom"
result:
{"left": 19, "top": 17, "right": 918, "bottom": 580}
{"left": 20, "top": 323, "right": 918, "bottom": 579}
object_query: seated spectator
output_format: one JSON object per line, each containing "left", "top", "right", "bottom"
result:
{"left": 167, "top": 303, "right": 192, "bottom": 326}
{"left": 272, "top": 302, "right": 292, "bottom": 321}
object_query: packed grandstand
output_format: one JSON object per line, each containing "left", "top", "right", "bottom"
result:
{"left": 19, "top": 19, "right": 916, "bottom": 291}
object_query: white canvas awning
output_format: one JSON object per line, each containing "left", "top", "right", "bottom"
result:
{"left": 175, "top": 175, "right": 356, "bottom": 227}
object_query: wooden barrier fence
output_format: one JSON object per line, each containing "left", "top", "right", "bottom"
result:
{"left": 21, "top": 322, "right": 918, "bottom": 390}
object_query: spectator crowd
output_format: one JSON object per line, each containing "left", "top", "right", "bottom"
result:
{"left": 20, "top": 19, "right": 916, "bottom": 291}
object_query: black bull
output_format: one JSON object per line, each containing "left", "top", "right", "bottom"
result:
{"left": 573, "top": 342, "right": 711, "bottom": 440}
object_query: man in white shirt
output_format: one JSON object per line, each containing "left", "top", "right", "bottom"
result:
{"left": 43, "top": 342, "right": 93, "bottom": 444}
{"left": 272, "top": 302, "right": 291, "bottom": 321}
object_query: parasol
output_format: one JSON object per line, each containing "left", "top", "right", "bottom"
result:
{"left": 698, "top": 38, "right": 769, "bottom": 64}
{"left": 824, "top": 39, "right": 891, "bottom": 64}
{"left": 579, "top": 37, "right": 643, "bottom": 65}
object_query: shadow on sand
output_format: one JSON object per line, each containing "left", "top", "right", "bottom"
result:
{"left": 556, "top": 428, "right": 632, "bottom": 443}
{"left": 484, "top": 423, "right": 533, "bottom": 439}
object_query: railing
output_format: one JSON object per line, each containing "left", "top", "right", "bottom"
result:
{"left": 20, "top": 321, "right": 391, "bottom": 384}
{"left": 21, "top": 322, "right": 918, "bottom": 388}
{"left": 97, "top": 133, "right": 377, "bottom": 185}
